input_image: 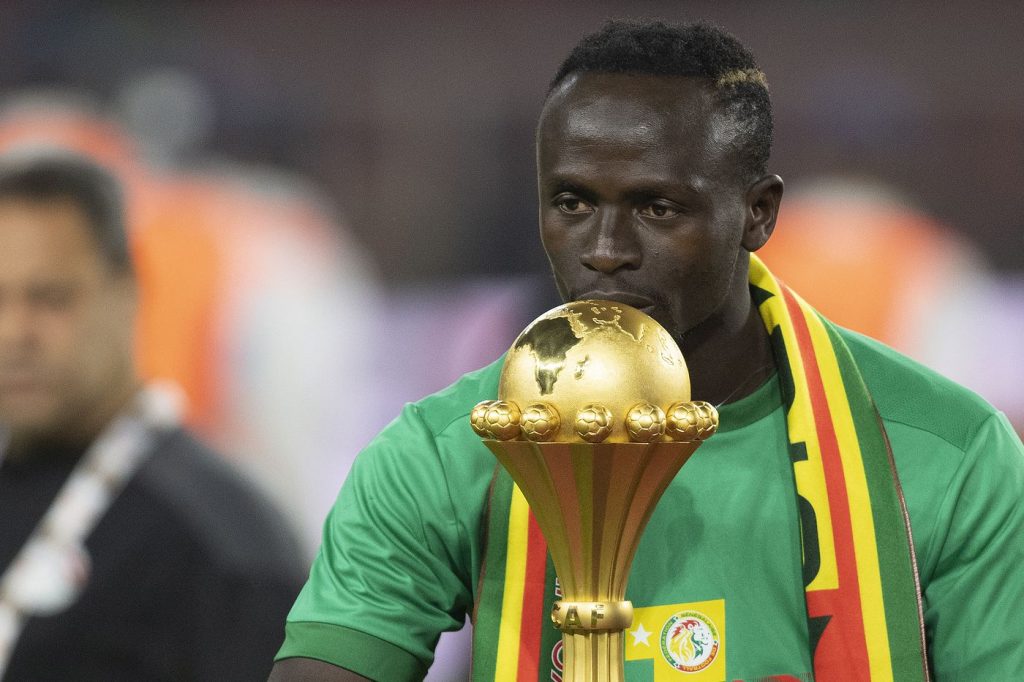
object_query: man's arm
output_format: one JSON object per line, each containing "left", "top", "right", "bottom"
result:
{"left": 269, "top": 658, "right": 370, "bottom": 681}
{"left": 923, "top": 412, "right": 1024, "bottom": 677}
{"left": 269, "top": 401, "right": 485, "bottom": 678}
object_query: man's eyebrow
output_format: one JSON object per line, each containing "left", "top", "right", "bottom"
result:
{"left": 626, "top": 182, "right": 692, "bottom": 197}
{"left": 544, "top": 178, "right": 592, "bottom": 197}
{"left": 544, "top": 174, "right": 704, "bottom": 199}
{"left": 621, "top": 180, "right": 706, "bottom": 203}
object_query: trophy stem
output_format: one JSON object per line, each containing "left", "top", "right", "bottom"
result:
{"left": 563, "top": 631, "right": 625, "bottom": 682}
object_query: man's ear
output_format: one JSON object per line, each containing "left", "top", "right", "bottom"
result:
{"left": 742, "top": 174, "right": 784, "bottom": 251}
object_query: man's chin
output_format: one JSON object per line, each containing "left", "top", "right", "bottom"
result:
{"left": 0, "top": 397, "right": 64, "bottom": 440}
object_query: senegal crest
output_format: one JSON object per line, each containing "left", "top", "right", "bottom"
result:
{"left": 659, "top": 610, "right": 720, "bottom": 672}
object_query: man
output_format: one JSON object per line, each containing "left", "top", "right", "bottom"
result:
{"left": 0, "top": 151, "right": 306, "bottom": 680}
{"left": 271, "top": 20, "right": 1024, "bottom": 681}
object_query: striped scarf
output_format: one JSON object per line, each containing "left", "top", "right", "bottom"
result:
{"left": 472, "top": 255, "right": 929, "bottom": 680}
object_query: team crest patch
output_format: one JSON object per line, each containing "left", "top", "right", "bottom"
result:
{"left": 626, "top": 598, "right": 725, "bottom": 680}
{"left": 660, "top": 610, "right": 720, "bottom": 672}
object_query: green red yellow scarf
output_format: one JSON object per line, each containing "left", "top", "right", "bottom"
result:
{"left": 472, "top": 255, "right": 929, "bottom": 680}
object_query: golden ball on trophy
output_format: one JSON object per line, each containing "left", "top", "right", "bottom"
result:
{"left": 470, "top": 400, "right": 495, "bottom": 438}
{"left": 625, "top": 401, "right": 667, "bottom": 442}
{"left": 574, "top": 402, "right": 613, "bottom": 443}
{"left": 481, "top": 400, "right": 521, "bottom": 440}
{"left": 520, "top": 402, "right": 560, "bottom": 441}
{"left": 665, "top": 400, "right": 720, "bottom": 442}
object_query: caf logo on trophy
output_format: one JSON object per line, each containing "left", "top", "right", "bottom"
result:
{"left": 471, "top": 301, "right": 718, "bottom": 682}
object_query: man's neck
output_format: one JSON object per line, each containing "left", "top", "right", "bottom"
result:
{"left": 3, "top": 378, "right": 142, "bottom": 464}
{"left": 681, "top": 295, "right": 776, "bottom": 406}
{"left": 77, "top": 376, "right": 144, "bottom": 442}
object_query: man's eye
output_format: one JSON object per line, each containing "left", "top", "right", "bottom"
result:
{"left": 555, "top": 196, "right": 592, "bottom": 215}
{"left": 639, "top": 202, "right": 680, "bottom": 219}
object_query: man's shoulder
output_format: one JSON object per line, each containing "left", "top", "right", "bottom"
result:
{"left": 125, "top": 427, "right": 305, "bottom": 580}
{"left": 839, "top": 327, "right": 998, "bottom": 451}
{"left": 402, "top": 356, "right": 505, "bottom": 438}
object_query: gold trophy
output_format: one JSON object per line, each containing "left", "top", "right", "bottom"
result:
{"left": 471, "top": 301, "right": 718, "bottom": 681}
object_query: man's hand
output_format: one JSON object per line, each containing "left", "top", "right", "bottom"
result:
{"left": 268, "top": 658, "right": 372, "bottom": 681}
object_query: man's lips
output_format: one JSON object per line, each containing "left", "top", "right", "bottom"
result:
{"left": 575, "top": 290, "right": 656, "bottom": 311}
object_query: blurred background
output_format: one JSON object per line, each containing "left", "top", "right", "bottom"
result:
{"left": 2, "top": 2, "right": 1021, "bottom": 677}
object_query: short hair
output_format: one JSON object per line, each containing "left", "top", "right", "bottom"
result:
{"left": 550, "top": 20, "right": 773, "bottom": 181}
{"left": 0, "top": 150, "right": 132, "bottom": 274}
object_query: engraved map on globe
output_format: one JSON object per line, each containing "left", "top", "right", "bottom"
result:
{"left": 499, "top": 301, "right": 690, "bottom": 442}
{"left": 511, "top": 315, "right": 580, "bottom": 395}
{"left": 485, "top": 296, "right": 704, "bottom": 440}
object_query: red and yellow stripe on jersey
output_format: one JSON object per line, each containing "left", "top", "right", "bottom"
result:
{"left": 472, "top": 472, "right": 557, "bottom": 681}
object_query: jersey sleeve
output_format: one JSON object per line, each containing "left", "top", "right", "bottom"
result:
{"left": 922, "top": 412, "right": 1024, "bottom": 678}
{"left": 276, "top": 403, "right": 474, "bottom": 681}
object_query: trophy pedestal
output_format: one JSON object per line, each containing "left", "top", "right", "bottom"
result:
{"left": 485, "top": 440, "right": 707, "bottom": 682}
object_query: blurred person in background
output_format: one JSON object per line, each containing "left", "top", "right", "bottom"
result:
{"left": 0, "top": 151, "right": 305, "bottom": 681}
{"left": 0, "top": 93, "right": 385, "bottom": 556}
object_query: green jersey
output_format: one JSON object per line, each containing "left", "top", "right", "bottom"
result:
{"left": 278, "top": 328, "right": 1024, "bottom": 680}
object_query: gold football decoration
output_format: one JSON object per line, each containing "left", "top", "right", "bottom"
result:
{"left": 520, "top": 402, "right": 561, "bottom": 442}
{"left": 665, "top": 400, "right": 719, "bottom": 442}
{"left": 574, "top": 403, "right": 613, "bottom": 443}
{"left": 470, "top": 400, "right": 496, "bottom": 438}
{"left": 625, "top": 401, "right": 667, "bottom": 443}
{"left": 482, "top": 400, "right": 522, "bottom": 441}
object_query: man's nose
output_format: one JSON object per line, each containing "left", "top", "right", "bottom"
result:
{"left": 580, "top": 207, "right": 641, "bottom": 274}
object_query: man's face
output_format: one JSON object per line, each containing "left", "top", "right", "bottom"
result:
{"left": 0, "top": 197, "right": 136, "bottom": 442}
{"left": 537, "top": 73, "right": 758, "bottom": 350}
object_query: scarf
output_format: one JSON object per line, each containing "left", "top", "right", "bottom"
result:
{"left": 472, "top": 255, "right": 929, "bottom": 680}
